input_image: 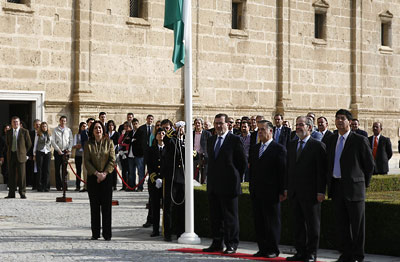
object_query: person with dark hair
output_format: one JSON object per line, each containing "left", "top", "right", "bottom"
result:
{"left": 118, "top": 113, "right": 134, "bottom": 133}
{"left": 126, "top": 118, "right": 146, "bottom": 191}
{"left": 203, "top": 113, "right": 247, "bottom": 254}
{"left": 51, "top": 116, "right": 73, "bottom": 191}
{"left": 193, "top": 118, "right": 212, "bottom": 184}
{"left": 325, "top": 109, "right": 374, "bottom": 262}
{"left": 273, "top": 114, "right": 292, "bottom": 147}
{"left": 249, "top": 120, "right": 286, "bottom": 258}
{"left": 146, "top": 128, "right": 165, "bottom": 237}
{"left": 79, "top": 118, "right": 94, "bottom": 192}
{"left": 250, "top": 115, "right": 265, "bottom": 150}
{"left": 317, "top": 116, "right": 333, "bottom": 145}
{"left": 239, "top": 120, "right": 251, "bottom": 182}
{"left": 107, "top": 120, "right": 119, "bottom": 190}
{"left": 160, "top": 119, "right": 186, "bottom": 241}
{"left": 368, "top": 122, "right": 392, "bottom": 175}
{"left": 350, "top": 119, "right": 368, "bottom": 137}
{"left": 27, "top": 119, "right": 41, "bottom": 190}
{"left": 73, "top": 122, "right": 87, "bottom": 191}
{"left": 5, "top": 116, "right": 32, "bottom": 199}
{"left": 99, "top": 112, "right": 108, "bottom": 133}
{"left": 117, "top": 121, "right": 133, "bottom": 191}
{"left": 84, "top": 120, "right": 116, "bottom": 241}
{"left": 33, "top": 122, "right": 52, "bottom": 192}
{"left": 285, "top": 116, "right": 327, "bottom": 262}
{"left": 0, "top": 124, "right": 11, "bottom": 184}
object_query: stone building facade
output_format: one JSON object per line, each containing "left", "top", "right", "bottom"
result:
{"left": 0, "top": 0, "right": 399, "bottom": 143}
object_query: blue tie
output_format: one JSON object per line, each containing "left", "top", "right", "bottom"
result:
{"left": 259, "top": 143, "right": 266, "bottom": 158}
{"left": 275, "top": 128, "right": 281, "bottom": 141}
{"left": 214, "top": 137, "right": 222, "bottom": 158}
{"left": 333, "top": 136, "right": 345, "bottom": 178}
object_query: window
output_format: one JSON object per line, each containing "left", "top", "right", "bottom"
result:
{"left": 314, "top": 13, "right": 326, "bottom": 39}
{"left": 379, "top": 11, "right": 393, "bottom": 50}
{"left": 232, "top": 1, "right": 244, "bottom": 30}
{"left": 7, "top": 0, "right": 22, "bottom": 3}
{"left": 130, "top": 0, "right": 140, "bottom": 18}
{"left": 3, "top": 0, "right": 33, "bottom": 14}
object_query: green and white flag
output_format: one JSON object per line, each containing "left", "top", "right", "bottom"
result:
{"left": 164, "top": 0, "right": 185, "bottom": 71}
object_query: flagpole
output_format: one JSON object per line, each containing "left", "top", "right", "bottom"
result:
{"left": 178, "top": 0, "right": 201, "bottom": 244}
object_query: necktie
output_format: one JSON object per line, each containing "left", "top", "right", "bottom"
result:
{"left": 259, "top": 143, "right": 266, "bottom": 158}
{"left": 214, "top": 137, "right": 222, "bottom": 158}
{"left": 296, "top": 140, "right": 304, "bottom": 161}
{"left": 372, "top": 136, "right": 378, "bottom": 159}
{"left": 12, "top": 129, "right": 17, "bottom": 152}
{"left": 333, "top": 136, "right": 345, "bottom": 178}
{"left": 159, "top": 146, "right": 163, "bottom": 156}
{"left": 275, "top": 128, "right": 281, "bottom": 141}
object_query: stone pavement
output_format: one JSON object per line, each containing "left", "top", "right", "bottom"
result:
{"left": 0, "top": 188, "right": 399, "bottom": 262}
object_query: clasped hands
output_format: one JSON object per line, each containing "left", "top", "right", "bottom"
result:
{"left": 95, "top": 171, "right": 107, "bottom": 183}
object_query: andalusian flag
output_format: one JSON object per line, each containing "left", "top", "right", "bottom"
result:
{"left": 164, "top": 0, "right": 185, "bottom": 71}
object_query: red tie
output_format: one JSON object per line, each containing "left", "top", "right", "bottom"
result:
{"left": 372, "top": 136, "right": 378, "bottom": 159}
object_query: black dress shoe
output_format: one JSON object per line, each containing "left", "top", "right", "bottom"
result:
{"left": 79, "top": 189, "right": 87, "bottom": 192}
{"left": 223, "top": 246, "right": 236, "bottom": 254}
{"left": 150, "top": 232, "right": 160, "bottom": 237}
{"left": 142, "top": 222, "right": 152, "bottom": 228}
{"left": 90, "top": 237, "right": 98, "bottom": 240}
{"left": 4, "top": 195, "right": 15, "bottom": 199}
{"left": 203, "top": 245, "right": 223, "bottom": 252}
{"left": 265, "top": 253, "right": 278, "bottom": 258}
{"left": 20, "top": 195, "right": 27, "bottom": 199}
{"left": 44, "top": 189, "right": 50, "bottom": 192}
{"left": 286, "top": 253, "right": 307, "bottom": 261}
{"left": 104, "top": 238, "right": 111, "bottom": 241}
{"left": 253, "top": 251, "right": 266, "bottom": 257}
{"left": 119, "top": 188, "right": 126, "bottom": 191}
{"left": 304, "top": 254, "right": 317, "bottom": 262}
{"left": 164, "top": 236, "right": 172, "bottom": 242}
{"left": 74, "top": 188, "right": 80, "bottom": 191}
{"left": 335, "top": 255, "right": 352, "bottom": 262}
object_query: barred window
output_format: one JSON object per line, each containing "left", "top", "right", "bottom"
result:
{"left": 130, "top": 0, "right": 140, "bottom": 18}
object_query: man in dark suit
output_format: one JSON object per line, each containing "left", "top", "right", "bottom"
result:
{"left": 350, "top": 119, "right": 368, "bottom": 137}
{"left": 127, "top": 118, "right": 146, "bottom": 191}
{"left": 5, "top": 116, "right": 32, "bottom": 199}
{"left": 285, "top": 116, "right": 327, "bottom": 262}
{"left": 317, "top": 116, "right": 333, "bottom": 145}
{"left": 273, "top": 114, "right": 291, "bottom": 147}
{"left": 326, "top": 109, "right": 374, "bottom": 262}
{"left": 368, "top": 122, "right": 392, "bottom": 175}
{"left": 26, "top": 119, "right": 41, "bottom": 190}
{"left": 249, "top": 120, "right": 286, "bottom": 258}
{"left": 203, "top": 113, "right": 247, "bottom": 254}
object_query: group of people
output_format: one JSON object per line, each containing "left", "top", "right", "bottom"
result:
{"left": 0, "top": 109, "right": 393, "bottom": 262}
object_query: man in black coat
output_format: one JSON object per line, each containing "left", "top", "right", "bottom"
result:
{"left": 127, "top": 118, "right": 146, "bottom": 191}
{"left": 317, "top": 116, "right": 333, "bottom": 145}
{"left": 203, "top": 113, "right": 247, "bottom": 254}
{"left": 193, "top": 118, "right": 212, "bottom": 184}
{"left": 285, "top": 116, "right": 327, "bottom": 262}
{"left": 160, "top": 119, "right": 185, "bottom": 242}
{"left": 147, "top": 128, "right": 165, "bottom": 237}
{"left": 273, "top": 114, "right": 291, "bottom": 148}
{"left": 350, "top": 119, "right": 368, "bottom": 137}
{"left": 368, "top": 122, "right": 392, "bottom": 175}
{"left": 326, "top": 109, "right": 374, "bottom": 262}
{"left": 249, "top": 120, "right": 286, "bottom": 258}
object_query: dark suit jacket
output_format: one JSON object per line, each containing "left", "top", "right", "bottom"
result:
{"left": 147, "top": 144, "right": 164, "bottom": 189}
{"left": 286, "top": 137, "right": 327, "bottom": 201}
{"left": 27, "top": 130, "right": 36, "bottom": 157}
{"left": 273, "top": 126, "right": 291, "bottom": 147}
{"left": 193, "top": 130, "right": 212, "bottom": 157}
{"left": 6, "top": 128, "right": 32, "bottom": 163}
{"left": 250, "top": 131, "right": 258, "bottom": 149}
{"left": 129, "top": 128, "right": 146, "bottom": 157}
{"left": 162, "top": 135, "right": 185, "bottom": 184}
{"left": 138, "top": 124, "right": 154, "bottom": 147}
{"left": 249, "top": 141, "right": 286, "bottom": 204}
{"left": 368, "top": 135, "right": 392, "bottom": 174}
{"left": 206, "top": 133, "right": 247, "bottom": 197}
{"left": 321, "top": 130, "right": 334, "bottom": 145}
{"left": 354, "top": 129, "right": 368, "bottom": 137}
{"left": 326, "top": 132, "right": 374, "bottom": 201}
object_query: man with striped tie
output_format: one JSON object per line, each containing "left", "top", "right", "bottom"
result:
{"left": 248, "top": 120, "right": 286, "bottom": 258}
{"left": 325, "top": 109, "right": 374, "bottom": 262}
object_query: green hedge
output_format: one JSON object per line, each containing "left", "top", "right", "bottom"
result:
{"left": 367, "top": 175, "right": 400, "bottom": 192}
{"left": 194, "top": 179, "right": 400, "bottom": 257}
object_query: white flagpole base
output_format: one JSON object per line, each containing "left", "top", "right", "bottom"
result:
{"left": 178, "top": 232, "right": 201, "bottom": 244}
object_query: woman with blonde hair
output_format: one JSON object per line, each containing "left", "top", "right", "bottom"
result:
{"left": 33, "top": 122, "right": 52, "bottom": 192}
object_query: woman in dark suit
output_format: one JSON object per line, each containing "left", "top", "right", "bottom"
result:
{"left": 84, "top": 120, "right": 115, "bottom": 241}
{"left": 107, "top": 120, "right": 119, "bottom": 190}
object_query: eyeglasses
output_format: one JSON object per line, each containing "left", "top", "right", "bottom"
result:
{"left": 228, "top": 121, "right": 234, "bottom": 124}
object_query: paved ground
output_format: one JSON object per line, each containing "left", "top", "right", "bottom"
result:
{"left": 0, "top": 187, "right": 399, "bottom": 262}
